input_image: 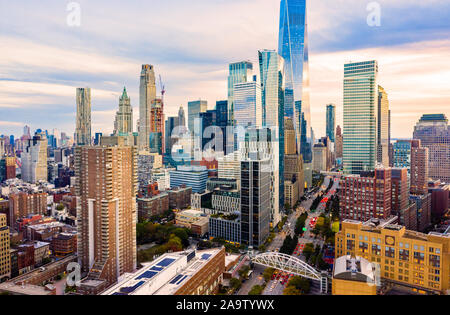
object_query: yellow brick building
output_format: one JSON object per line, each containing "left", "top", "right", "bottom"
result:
{"left": 0, "top": 213, "right": 11, "bottom": 281}
{"left": 336, "top": 220, "right": 450, "bottom": 294}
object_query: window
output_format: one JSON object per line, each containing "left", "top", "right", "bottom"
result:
{"left": 385, "top": 246, "right": 395, "bottom": 258}
{"left": 399, "top": 249, "right": 410, "bottom": 261}
{"left": 414, "top": 252, "right": 425, "bottom": 265}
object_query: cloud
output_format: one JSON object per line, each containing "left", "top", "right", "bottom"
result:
{"left": 0, "top": 0, "right": 449, "bottom": 138}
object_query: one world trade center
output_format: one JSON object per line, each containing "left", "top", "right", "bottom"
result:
{"left": 278, "top": 0, "right": 312, "bottom": 185}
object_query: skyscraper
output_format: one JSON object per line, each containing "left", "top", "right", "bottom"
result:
{"left": 278, "top": 0, "right": 311, "bottom": 163}
{"left": 335, "top": 125, "right": 343, "bottom": 159}
{"left": 75, "top": 145, "right": 137, "bottom": 286}
{"left": 240, "top": 128, "right": 282, "bottom": 226}
{"left": 233, "top": 81, "right": 262, "bottom": 129}
{"left": 75, "top": 87, "right": 92, "bottom": 146}
{"left": 188, "top": 100, "right": 208, "bottom": 134}
{"left": 216, "top": 100, "right": 229, "bottom": 154}
{"left": 377, "top": 86, "right": 390, "bottom": 167}
{"left": 410, "top": 139, "right": 429, "bottom": 195}
{"left": 413, "top": 114, "right": 450, "bottom": 183}
{"left": 150, "top": 98, "right": 164, "bottom": 154}
{"left": 240, "top": 158, "right": 271, "bottom": 248}
{"left": 139, "top": 65, "right": 157, "bottom": 152}
{"left": 178, "top": 105, "right": 186, "bottom": 129}
{"left": 343, "top": 60, "right": 378, "bottom": 175}
{"left": 21, "top": 132, "right": 47, "bottom": 183}
{"left": 228, "top": 61, "right": 253, "bottom": 126}
{"left": 114, "top": 87, "right": 133, "bottom": 136}
{"left": 326, "top": 104, "right": 336, "bottom": 142}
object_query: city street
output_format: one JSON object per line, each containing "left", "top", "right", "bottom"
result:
{"left": 257, "top": 176, "right": 340, "bottom": 295}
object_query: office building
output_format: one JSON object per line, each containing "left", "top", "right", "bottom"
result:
{"left": 139, "top": 65, "right": 157, "bottom": 152}
{"left": 335, "top": 125, "right": 343, "bottom": 160}
{"left": 75, "top": 88, "right": 92, "bottom": 146}
{"left": 215, "top": 100, "right": 229, "bottom": 154}
{"left": 313, "top": 143, "right": 328, "bottom": 172}
{"left": 178, "top": 106, "right": 186, "bottom": 128}
{"left": 326, "top": 104, "right": 336, "bottom": 142}
{"left": 377, "top": 86, "right": 390, "bottom": 167}
{"left": 284, "top": 117, "right": 304, "bottom": 206}
{"left": 343, "top": 61, "right": 378, "bottom": 175}
{"left": 340, "top": 168, "right": 392, "bottom": 221}
{"left": 21, "top": 133, "right": 48, "bottom": 183}
{"left": 0, "top": 157, "right": 16, "bottom": 182}
{"left": 393, "top": 140, "right": 412, "bottom": 170}
{"left": 188, "top": 100, "right": 208, "bottom": 135}
{"left": 102, "top": 248, "right": 226, "bottom": 295}
{"left": 410, "top": 194, "right": 432, "bottom": 232}
{"left": 336, "top": 219, "right": 450, "bottom": 294}
{"left": 228, "top": 61, "right": 253, "bottom": 126}
{"left": 169, "top": 166, "right": 208, "bottom": 193}
{"left": 278, "top": 0, "right": 311, "bottom": 163}
{"left": 0, "top": 214, "right": 10, "bottom": 281}
{"left": 240, "top": 158, "right": 271, "bottom": 247}
{"left": 240, "top": 128, "right": 282, "bottom": 226}
{"left": 410, "top": 140, "right": 429, "bottom": 195}
{"left": 114, "top": 87, "right": 133, "bottom": 136}
{"left": 413, "top": 114, "right": 450, "bottom": 183}
{"left": 233, "top": 81, "right": 262, "bottom": 129}
{"left": 75, "top": 145, "right": 138, "bottom": 286}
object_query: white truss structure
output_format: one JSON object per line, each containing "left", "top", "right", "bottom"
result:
{"left": 251, "top": 252, "right": 329, "bottom": 293}
{"left": 251, "top": 252, "right": 321, "bottom": 281}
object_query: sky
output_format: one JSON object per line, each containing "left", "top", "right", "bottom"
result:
{"left": 0, "top": 0, "right": 449, "bottom": 139}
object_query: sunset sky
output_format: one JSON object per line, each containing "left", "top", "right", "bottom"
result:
{"left": 0, "top": 0, "right": 449, "bottom": 138}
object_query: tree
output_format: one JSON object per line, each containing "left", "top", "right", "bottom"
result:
{"left": 230, "top": 278, "right": 242, "bottom": 291}
{"left": 303, "top": 243, "right": 314, "bottom": 261}
{"left": 287, "top": 276, "right": 311, "bottom": 294}
{"left": 56, "top": 204, "right": 65, "bottom": 211}
{"left": 248, "top": 285, "right": 264, "bottom": 295}
{"left": 283, "top": 286, "right": 302, "bottom": 295}
{"left": 263, "top": 268, "right": 275, "bottom": 282}
{"left": 238, "top": 265, "right": 250, "bottom": 280}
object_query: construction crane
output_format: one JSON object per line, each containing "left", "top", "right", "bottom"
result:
{"left": 159, "top": 75, "right": 166, "bottom": 101}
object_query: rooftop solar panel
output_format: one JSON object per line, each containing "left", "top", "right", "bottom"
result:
{"left": 150, "top": 266, "right": 164, "bottom": 272}
{"left": 169, "top": 274, "right": 183, "bottom": 284}
{"left": 157, "top": 258, "right": 175, "bottom": 267}
{"left": 176, "top": 275, "right": 188, "bottom": 285}
{"left": 136, "top": 270, "right": 158, "bottom": 280}
{"left": 120, "top": 281, "right": 145, "bottom": 294}
{"left": 201, "top": 254, "right": 212, "bottom": 260}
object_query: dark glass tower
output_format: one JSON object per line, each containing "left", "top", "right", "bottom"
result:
{"left": 278, "top": 0, "right": 311, "bottom": 163}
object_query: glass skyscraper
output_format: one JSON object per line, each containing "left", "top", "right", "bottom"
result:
{"left": 278, "top": 0, "right": 311, "bottom": 163}
{"left": 258, "top": 49, "right": 285, "bottom": 214}
{"left": 227, "top": 61, "right": 253, "bottom": 126}
{"left": 343, "top": 60, "right": 379, "bottom": 175}
{"left": 326, "top": 104, "right": 336, "bottom": 142}
{"left": 233, "top": 81, "right": 262, "bottom": 129}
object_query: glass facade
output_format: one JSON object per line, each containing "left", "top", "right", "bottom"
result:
{"left": 326, "top": 104, "right": 336, "bottom": 142}
{"left": 343, "top": 60, "right": 378, "bottom": 175}
{"left": 258, "top": 50, "right": 285, "bottom": 213}
{"left": 228, "top": 61, "right": 253, "bottom": 126}
{"left": 233, "top": 81, "right": 262, "bottom": 129}
{"left": 278, "top": 0, "right": 311, "bottom": 162}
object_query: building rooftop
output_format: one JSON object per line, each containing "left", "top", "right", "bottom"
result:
{"left": 419, "top": 114, "right": 448, "bottom": 123}
{"left": 102, "top": 248, "right": 222, "bottom": 296}
{"left": 333, "top": 255, "right": 375, "bottom": 284}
